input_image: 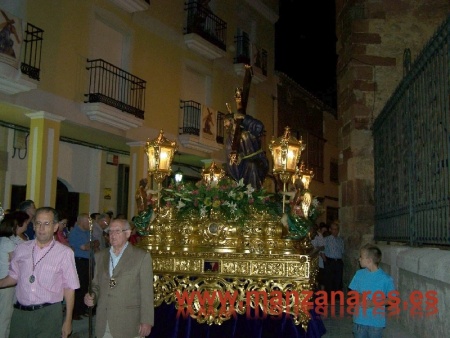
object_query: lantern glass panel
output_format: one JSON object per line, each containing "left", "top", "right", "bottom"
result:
{"left": 148, "top": 147, "right": 156, "bottom": 171}
{"left": 159, "top": 147, "right": 171, "bottom": 171}
{"left": 286, "top": 148, "right": 299, "bottom": 170}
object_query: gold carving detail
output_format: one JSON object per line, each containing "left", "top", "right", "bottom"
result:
{"left": 138, "top": 205, "right": 318, "bottom": 329}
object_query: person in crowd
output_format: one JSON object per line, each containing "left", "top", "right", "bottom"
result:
{"left": 91, "top": 212, "right": 106, "bottom": 250}
{"left": 0, "top": 214, "right": 17, "bottom": 338}
{"left": 0, "top": 207, "right": 79, "bottom": 338}
{"left": 84, "top": 218, "right": 154, "bottom": 338}
{"left": 0, "top": 210, "right": 29, "bottom": 337}
{"left": 349, "top": 243, "right": 396, "bottom": 338}
{"left": 69, "top": 213, "right": 99, "bottom": 320}
{"left": 10, "top": 210, "right": 29, "bottom": 245}
{"left": 90, "top": 212, "right": 100, "bottom": 222}
{"left": 97, "top": 212, "right": 111, "bottom": 249}
{"left": 321, "top": 222, "right": 331, "bottom": 237}
{"left": 0, "top": 211, "right": 30, "bottom": 338}
{"left": 55, "top": 212, "right": 70, "bottom": 247}
{"left": 18, "top": 199, "right": 36, "bottom": 240}
{"left": 311, "top": 222, "right": 328, "bottom": 291}
{"left": 323, "top": 221, "right": 344, "bottom": 299}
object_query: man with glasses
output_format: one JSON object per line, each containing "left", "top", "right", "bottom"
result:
{"left": 0, "top": 207, "right": 79, "bottom": 338}
{"left": 84, "top": 218, "right": 154, "bottom": 338}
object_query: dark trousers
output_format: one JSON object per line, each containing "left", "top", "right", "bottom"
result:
{"left": 74, "top": 257, "right": 90, "bottom": 316}
{"left": 324, "top": 257, "right": 343, "bottom": 299}
{"left": 10, "top": 302, "right": 62, "bottom": 337}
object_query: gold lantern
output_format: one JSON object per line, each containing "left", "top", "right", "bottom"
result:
{"left": 269, "top": 127, "right": 305, "bottom": 213}
{"left": 201, "top": 161, "right": 225, "bottom": 186}
{"left": 292, "top": 161, "right": 315, "bottom": 218}
{"left": 145, "top": 129, "right": 178, "bottom": 211}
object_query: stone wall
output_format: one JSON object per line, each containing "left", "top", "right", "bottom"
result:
{"left": 379, "top": 244, "right": 450, "bottom": 337}
{"left": 335, "top": 0, "right": 450, "bottom": 287}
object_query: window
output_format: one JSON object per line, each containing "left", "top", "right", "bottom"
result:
{"left": 330, "top": 159, "right": 338, "bottom": 183}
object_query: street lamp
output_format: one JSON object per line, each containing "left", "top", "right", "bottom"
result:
{"left": 174, "top": 167, "right": 183, "bottom": 183}
{"left": 269, "top": 126, "right": 305, "bottom": 213}
{"left": 145, "top": 129, "right": 177, "bottom": 211}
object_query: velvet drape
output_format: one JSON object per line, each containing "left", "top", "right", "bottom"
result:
{"left": 149, "top": 303, "right": 326, "bottom": 338}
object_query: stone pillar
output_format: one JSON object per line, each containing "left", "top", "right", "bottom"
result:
{"left": 25, "top": 111, "right": 65, "bottom": 208}
{"left": 127, "top": 141, "right": 147, "bottom": 218}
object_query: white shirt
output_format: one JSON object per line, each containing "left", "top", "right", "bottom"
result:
{"left": 311, "top": 233, "right": 325, "bottom": 268}
{"left": 0, "top": 237, "right": 15, "bottom": 278}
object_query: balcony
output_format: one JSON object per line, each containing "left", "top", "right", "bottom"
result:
{"left": 233, "top": 34, "right": 267, "bottom": 84}
{"left": 183, "top": 1, "right": 227, "bottom": 60}
{"left": 178, "top": 100, "right": 224, "bottom": 153}
{"left": 83, "top": 59, "right": 145, "bottom": 130}
{"left": 0, "top": 21, "right": 43, "bottom": 95}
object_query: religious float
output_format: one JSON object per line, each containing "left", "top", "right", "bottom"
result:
{"left": 134, "top": 67, "right": 323, "bottom": 336}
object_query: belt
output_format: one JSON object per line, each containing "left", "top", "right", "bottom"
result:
{"left": 326, "top": 257, "right": 342, "bottom": 261}
{"left": 75, "top": 257, "right": 89, "bottom": 261}
{"left": 14, "top": 302, "right": 54, "bottom": 311}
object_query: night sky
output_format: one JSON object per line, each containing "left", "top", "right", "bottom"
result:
{"left": 275, "top": 0, "right": 337, "bottom": 110}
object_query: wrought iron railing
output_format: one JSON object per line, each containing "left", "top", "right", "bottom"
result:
{"left": 179, "top": 100, "right": 225, "bottom": 144}
{"left": 21, "top": 23, "right": 44, "bottom": 81}
{"left": 184, "top": 0, "right": 227, "bottom": 51}
{"left": 253, "top": 47, "right": 268, "bottom": 76}
{"left": 179, "top": 100, "right": 201, "bottom": 136}
{"left": 84, "top": 59, "right": 146, "bottom": 119}
{"left": 234, "top": 33, "right": 250, "bottom": 64}
{"left": 373, "top": 15, "right": 450, "bottom": 246}
{"left": 233, "top": 33, "right": 268, "bottom": 76}
{"left": 216, "top": 111, "right": 225, "bottom": 144}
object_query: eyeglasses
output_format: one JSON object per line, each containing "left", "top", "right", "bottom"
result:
{"left": 35, "top": 221, "right": 55, "bottom": 227}
{"left": 108, "top": 229, "right": 130, "bottom": 235}
{"left": 60, "top": 222, "right": 67, "bottom": 226}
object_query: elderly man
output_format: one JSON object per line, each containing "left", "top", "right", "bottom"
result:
{"left": 84, "top": 218, "right": 154, "bottom": 338}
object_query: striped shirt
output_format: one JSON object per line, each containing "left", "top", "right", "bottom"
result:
{"left": 8, "top": 239, "right": 80, "bottom": 306}
{"left": 324, "top": 235, "right": 344, "bottom": 259}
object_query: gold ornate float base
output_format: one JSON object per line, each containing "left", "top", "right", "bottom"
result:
{"left": 137, "top": 207, "right": 318, "bottom": 329}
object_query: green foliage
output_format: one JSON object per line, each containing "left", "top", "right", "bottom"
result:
{"left": 161, "top": 177, "right": 280, "bottom": 224}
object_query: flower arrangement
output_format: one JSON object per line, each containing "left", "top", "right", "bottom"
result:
{"left": 161, "top": 177, "right": 280, "bottom": 224}
{"left": 134, "top": 175, "right": 323, "bottom": 239}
